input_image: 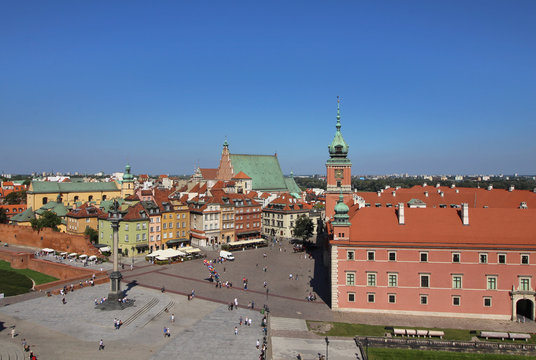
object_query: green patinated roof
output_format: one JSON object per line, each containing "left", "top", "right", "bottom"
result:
{"left": 11, "top": 207, "right": 35, "bottom": 222}
{"left": 36, "top": 202, "right": 69, "bottom": 217}
{"left": 284, "top": 176, "right": 302, "bottom": 198}
{"left": 100, "top": 199, "right": 124, "bottom": 213}
{"left": 230, "top": 154, "right": 288, "bottom": 191}
{"left": 29, "top": 181, "right": 119, "bottom": 194}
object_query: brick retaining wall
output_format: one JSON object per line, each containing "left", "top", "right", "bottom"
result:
{"left": 0, "top": 224, "right": 100, "bottom": 256}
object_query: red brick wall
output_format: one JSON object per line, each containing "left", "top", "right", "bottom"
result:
{"left": 0, "top": 224, "right": 100, "bottom": 256}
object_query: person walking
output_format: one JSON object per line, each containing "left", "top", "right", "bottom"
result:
{"left": 234, "top": 326, "right": 238, "bottom": 336}
{"left": 256, "top": 339, "right": 260, "bottom": 349}
{"left": 11, "top": 328, "right": 15, "bottom": 338}
{"left": 234, "top": 297, "right": 238, "bottom": 309}
{"left": 98, "top": 339, "right": 104, "bottom": 350}
{"left": 171, "top": 314, "right": 175, "bottom": 323}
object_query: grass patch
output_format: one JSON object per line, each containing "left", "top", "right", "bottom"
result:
{"left": 0, "top": 269, "right": 33, "bottom": 296}
{"left": 368, "top": 348, "right": 530, "bottom": 360}
{"left": 0, "top": 260, "right": 58, "bottom": 285}
{"left": 308, "top": 320, "right": 474, "bottom": 341}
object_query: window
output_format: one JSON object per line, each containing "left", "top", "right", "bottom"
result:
{"left": 163, "top": 233, "right": 167, "bottom": 239}
{"left": 420, "top": 274, "right": 430, "bottom": 288}
{"left": 452, "top": 296, "right": 460, "bottom": 306}
{"left": 163, "top": 223, "right": 167, "bottom": 229}
{"left": 388, "top": 251, "right": 397, "bottom": 261}
{"left": 388, "top": 294, "right": 396, "bottom": 304}
{"left": 182, "top": 222, "right": 186, "bottom": 228}
{"left": 388, "top": 273, "right": 398, "bottom": 287}
{"left": 346, "top": 272, "right": 355, "bottom": 286}
{"left": 136, "top": 234, "right": 140, "bottom": 241}
{"left": 136, "top": 223, "right": 140, "bottom": 230}
{"left": 150, "top": 235, "right": 153, "bottom": 241}
{"left": 420, "top": 295, "right": 428, "bottom": 305}
{"left": 521, "top": 254, "right": 529, "bottom": 265}
{"left": 452, "top": 253, "right": 460, "bottom": 263}
{"left": 347, "top": 251, "right": 354, "bottom": 260}
{"left": 124, "top": 235, "right": 129, "bottom": 242}
{"left": 520, "top": 277, "right": 531, "bottom": 291}
{"left": 483, "top": 297, "right": 492, "bottom": 307}
{"left": 420, "top": 252, "right": 428, "bottom": 262}
{"left": 487, "top": 276, "right": 497, "bottom": 290}
{"left": 498, "top": 254, "right": 506, "bottom": 264}
{"left": 367, "top": 273, "right": 377, "bottom": 287}
{"left": 348, "top": 293, "right": 355, "bottom": 302}
{"left": 125, "top": 224, "right": 129, "bottom": 231}
{"left": 367, "top": 251, "right": 375, "bottom": 261}
{"left": 142, "top": 233, "right": 146, "bottom": 240}
{"left": 367, "top": 293, "right": 375, "bottom": 303}
{"left": 452, "top": 275, "right": 462, "bottom": 289}
{"left": 480, "top": 253, "right": 488, "bottom": 264}
{"left": 169, "top": 223, "right": 173, "bottom": 229}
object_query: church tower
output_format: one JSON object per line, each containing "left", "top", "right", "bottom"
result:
{"left": 326, "top": 97, "right": 352, "bottom": 219}
{"left": 121, "top": 164, "right": 135, "bottom": 198}
{"left": 216, "top": 140, "right": 234, "bottom": 181}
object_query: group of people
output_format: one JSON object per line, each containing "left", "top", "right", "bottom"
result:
{"left": 113, "top": 318, "right": 123, "bottom": 330}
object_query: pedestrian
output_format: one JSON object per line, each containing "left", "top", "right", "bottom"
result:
{"left": 248, "top": 318, "right": 252, "bottom": 326}
{"left": 239, "top": 316, "right": 243, "bottom": 326}
{"left": 289, "top": 273, "right": 293, "bottom": 280}
{"left": 251, "top": 300, "right": 255, "bottom": 309}
{"left": 234, "top": 326, "right": 238, "bottom": 335}
{"left": 263, "top": 281, "right": 267, "bottom": 288}
{"left": 256, "top": 339, "right": 260, "bottom": 349}
{"left": 234, "top": 298, "right": 238, "bottom": 309}
{"left": 11, "top": 328, "right": 15, "bottom": 338}
{"left": 171, "top": 313, "right": 175, "bottom": 323}
{"left": 98, "top": 339, "right": 104, "bottom": 350}
{"left": 245, "top": 316, "right": 249, "bottom": 326}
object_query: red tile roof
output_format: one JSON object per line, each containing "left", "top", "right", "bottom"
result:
{"left": 200, "top": 168, "right": 218, "bottom": 180}
{"left": 66, "top": 202, "right": 106, "bottom": 218}
{"left": 356, "top": 186, "right": 536, "bottom": 209}
{"left": 266, "top": 193, "right": 312, "bottom": 211}
{"left": 233, "top": 171, "right": 251, "bottom": 179}
{"left": 122, "top": 202, "right": 149, "bottom": 221}
{"left": 337, "top": 207, "right": 536, "bottom": 250}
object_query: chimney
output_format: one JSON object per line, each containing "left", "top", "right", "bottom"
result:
{"left": 487, "top": 185, "right": 493, "bottom": 191}
{"left": 377, "top": 191, "right": 381, "bottom": 197}
{"left": 398, "top": 203, "right": 405, "bottom": 225}
{"left": 440, "top": 192, "right": 444, "bottom": 197}
{"left": 455, "top": 189, "right": 459, "bottom": 193}
{"left": 424, "top": 191, "right": 428, "bottom": 197}
{"left": 461, "top": 203, "right": 469, "bottom": 225}
{"left": 509, "top": 185, "right": 514, "bottom": 192}
{"left": 436, "top": 183, "right": 440, "bottom": 188}
{"left": 423, "top": 182, "right": 427, "bottom": 187}
{"left": 392, "top": 191, "right": 396, "bottom": 197}
{"left": 451, "top": 184, "right": 455, "bottom": 189}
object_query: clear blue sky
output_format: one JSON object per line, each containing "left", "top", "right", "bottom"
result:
{"left": 1, "top": 1, "right": 535, "bottom": 176}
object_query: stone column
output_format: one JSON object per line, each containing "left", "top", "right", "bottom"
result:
{"left": 108, "top": 213, "right": 123, "bottom": 300}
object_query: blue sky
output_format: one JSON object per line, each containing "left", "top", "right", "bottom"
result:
{"left": 1, "top": 1, "right": 535, "bottom": 176}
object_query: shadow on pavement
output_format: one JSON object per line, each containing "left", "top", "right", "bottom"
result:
{"left": 124, "top": 280, "right": 138, "bottom": 296}
{"left": 308, "top": 233, "right": 331, "bottom": 306}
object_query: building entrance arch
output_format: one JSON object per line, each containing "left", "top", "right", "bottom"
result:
{"left": 516, "top": 299, "right": 534, "bottom": 321}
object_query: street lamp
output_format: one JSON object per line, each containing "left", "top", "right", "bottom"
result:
{"left": 325, "top": 336, "right": 329, "bottom": 360}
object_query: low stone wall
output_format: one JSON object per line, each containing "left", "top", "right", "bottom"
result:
{"left": 0, "top": 224, "right": 100, "bottom": 256}
{"left": 355, "top": 336, "right": 536, "bottom": 357}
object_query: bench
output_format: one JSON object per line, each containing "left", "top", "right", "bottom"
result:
{"left": 480, "top": 331, "right": 509, "bottom": 340}
{"left": 509, "top": 333, "right": 531, "bottom": 341}
{"left": 428, "top": 330, "right": 445, "bottom": 339}
{"left": 416, "top": 330, "right": 428, "bottom": 337}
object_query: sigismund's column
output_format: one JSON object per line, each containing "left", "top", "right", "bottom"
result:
{"left": 108, "top": 200, "right": 123, "bottom": 301}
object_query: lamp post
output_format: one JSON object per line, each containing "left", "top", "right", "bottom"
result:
{"left": 325, "top": 336, "right": 329, "bottom": 360}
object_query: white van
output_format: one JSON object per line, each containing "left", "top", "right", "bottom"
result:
{"left": 220, "top": 250, "right": 235, "bottom": 261}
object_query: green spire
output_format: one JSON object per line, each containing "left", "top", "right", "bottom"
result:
{"left": 223, "top": 139, "right": 229, "bottom": 148}
{"left": 336, "top": 95, "right": 341, "bottom": 131}
{"left": 328, "top": 96, "right": 350, "bottom": 161}
{"left": 333, "top": 190, "right": 351, "bottom": 225}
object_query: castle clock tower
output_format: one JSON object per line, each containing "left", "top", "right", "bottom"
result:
{"left": 326, "top": 97, "right": 352, "bottom": 219}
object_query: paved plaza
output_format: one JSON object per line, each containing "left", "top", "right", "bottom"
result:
{"left": 2, "top": 241, "right": 536, "bottom": 359}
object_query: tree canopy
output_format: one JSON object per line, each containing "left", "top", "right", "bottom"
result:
{"left": 292, "top": 215, "right": 314, "bottom": 242}
{"left": 84, "top": 226, "right": 98, "bottom": 243}
{"left": 4, "top": 191, "right": 26, "bottom": 205}
{"left": 31, "top": 211, "right": 62, "bottom": 232}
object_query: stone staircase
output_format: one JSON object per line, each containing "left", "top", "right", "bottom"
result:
{"left": 0, "top": 340, "right": 25, "bottom": 360}
{"left": 122, "top": 297, "right": 159, "bottom": 327}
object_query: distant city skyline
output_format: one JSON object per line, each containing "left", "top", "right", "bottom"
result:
{"left": 2, "top": 1, "right": 535, "bottom": 175}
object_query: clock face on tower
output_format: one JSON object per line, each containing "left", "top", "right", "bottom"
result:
{"left": 334, "top": 169, "right": 344, "bottom": 179}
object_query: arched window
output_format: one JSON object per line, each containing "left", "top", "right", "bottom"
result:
{"left": 42, "top": 197, "right": 48, "bottom": 205}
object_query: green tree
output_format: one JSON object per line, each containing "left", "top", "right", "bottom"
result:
{"left": 31, "top": 211, "right": 62, "bottom": 232}
{"left": 5, "top": 191, "right": 26, "bottom": 205}
{"left": 84, "top": 226, "right": 99, "bottom": 243}
{"left": 0, "top": 208, "right": 8, "bottom": 224}
{"left": 292, "top": 215, "right": 314, "bottom": 242}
